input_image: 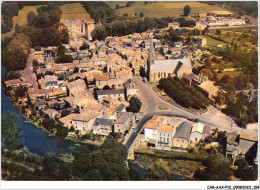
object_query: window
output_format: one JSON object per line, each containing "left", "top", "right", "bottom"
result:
{"left": 195, "top": 138, "right": 197, "bottom": 142}
{"left": 168, "top": 134, "right": 169, "bottom": 137}
{"left": 83, "top": 127, "right": 85, "bottom": 130}
{"left": 158, "top": 73, "right": 160, "bottom": 78}
{"left": 160, "top": 137, "right": 162, "bottom": 141}
{"left": 167, "top": 138, "right": 169, "bottom": 143}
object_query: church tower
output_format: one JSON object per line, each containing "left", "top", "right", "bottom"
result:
{"left": 147, "top": 38, "right": 155, "bottom": 81}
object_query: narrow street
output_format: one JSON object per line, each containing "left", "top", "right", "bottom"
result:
{"left": 19, "top": 53, "right": 38, "bottom": 88}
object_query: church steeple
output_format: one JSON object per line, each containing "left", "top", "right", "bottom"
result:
{"left": 148, "top": 38, "right": 154, "bottom": 65}
{"left": 147, "top": 38, "right": 155, "bottom": 82}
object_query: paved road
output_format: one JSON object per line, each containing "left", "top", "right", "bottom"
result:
{"left": 126, "top": 76, "right": 258, "bottom": 151}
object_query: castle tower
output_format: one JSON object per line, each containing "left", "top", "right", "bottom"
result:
{"left": 85, "top": 20, "right": 95, "bottom": 41}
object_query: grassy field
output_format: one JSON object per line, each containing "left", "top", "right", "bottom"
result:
{"left": 204, "top": 36, "right": 227, "bottom": 47}
{"left": 106, "top": 1, "right": 227, "bottom": 18}
{"left": 60, "top": 3, "right": 93, "bottom": 21}
{"left": 2, "top": 5, "right": 42, "bottom": 39}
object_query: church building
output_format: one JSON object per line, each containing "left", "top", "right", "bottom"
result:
{"left": 147, "top": 39, "right": 192, "bottom": 82}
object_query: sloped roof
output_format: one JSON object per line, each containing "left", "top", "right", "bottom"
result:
{"left": 227, "top": 132, "right": 239, "bottom": 145}
{"left": 114, "top": 112, "right": 133, "bottom": 124}
{"left": 173, "top": 121, "right": 192, "bottom": 141}
{"left": 192, "top": 122, "right": 205, "bottom": 134}
{"left": 96, "top": 89, "right": 124, "bottom": 96}
{"left": 158, "top": 124, "right": 174, "bottom": 133}
{"left": 240, "top": 133, "right": 258, "bottom": 142}
{"left": 94, "top": 118, "right": 113, "bottom": 126}
{"left": 151, "top": 58, "right": 191, "bottom": 71}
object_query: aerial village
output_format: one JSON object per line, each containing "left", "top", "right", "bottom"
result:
{"left": 3, "top": 8, "right": 257, "bottom": 166}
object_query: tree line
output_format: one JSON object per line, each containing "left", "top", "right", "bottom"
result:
{"left": 92, "top": 17, "right": 176, "bottom": 41}
{"left": 159, "top": 77, "right": 209, "bottom": 109}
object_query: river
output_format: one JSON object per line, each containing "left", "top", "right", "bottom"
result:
{"left": 1, "top": 66, "right": 95, "bottom": 156}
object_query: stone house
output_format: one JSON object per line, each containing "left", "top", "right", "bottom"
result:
{"left": 172, "top": 122, "right": 192, "bottom": 148}
{"left": 96, "top": 89, "right": 125, "bottom": 102}
{"left": 157, "top": 124, "right": 175, "bottom": 147}
{"left": 92, "top": 118, "right": 114, "bottom": 136}
{"left": 114, "top": 112, "right": 134, "bottom": 133}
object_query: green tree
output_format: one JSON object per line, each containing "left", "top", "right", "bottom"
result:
{"left": 91, "top": 26, "right": 107, "bottom": 41}
{"left": 14, "top": 86, "right": 27, "bottom": 99}
{"left": 15, "top": 24, "right": 21, "bottom": 33}
{"left": 194, "top": 153, "right": 232, "bottom": 180}
{"left": 27, "top": 11, "right": 36, "bottom": 26}
{"left": 1, "top": 112, "right": 23, "bottom": 151}
{"left": 61, "top": 109, "right": 71, "bottom": 117}
{"left": 234, "top": 158, "right": 258, "bottom": 180}
{"left": 79, "top": 41, "right": 88, "bottom": 50}
{"left": 56, "top": 126, "right": 69, "bottom": 137}
{"left": 216, "top": 29, "right": 221, "bottom": 35}
{"left": 139, "top": 11, "right": 144, "bottom": 17}
{"left": 150, "top": 158, "right": 170, "bottom": 180}
{"left": 126, "top": 1, "right": 134, "bottom": 7}
{"left": 183, "top": 5, "right": 191, "bottom": 16}
{"left": 126, "top": 97, "right": 142, "bottom": 113}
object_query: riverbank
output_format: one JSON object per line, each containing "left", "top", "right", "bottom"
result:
{"left": 14, "top": 99, "right": 103, "bottom": 147}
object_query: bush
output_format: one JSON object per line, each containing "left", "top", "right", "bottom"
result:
{"left": 56, "top": 126, "right": 69, "bottom": 137}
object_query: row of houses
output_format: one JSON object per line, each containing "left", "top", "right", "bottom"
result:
{"left": 144, "top": 115, "right": 212, "bottom": 149}
{"left": 144, "top": 115, "right": 258, "bottom": 163}
{"left": 58, "top": 103, "right": 134, "bottom": 135}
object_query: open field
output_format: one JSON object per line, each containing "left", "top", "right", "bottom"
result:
{"left": 60, "top": 3, "right": 93, "bottom": 21}
{"left": 106, "top": 1, "right": 227, "bottom": 18}
{"left": 204, "top": 36, "right": 227, "bottom": 47}
{"left": 2, "top": 5, "right": 42, "bottom": 39}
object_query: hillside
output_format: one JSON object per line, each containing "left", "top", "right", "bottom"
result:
{"left": 59, "top": 2, "right": 93, "bottom": 22}
{"left": 106, "top": 1, "right": 227, "bottom": 18}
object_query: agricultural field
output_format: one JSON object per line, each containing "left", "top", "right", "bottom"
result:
{"left": 1, "top": 5, "right": 42, "bottom": 39}
{"left": 106, "top": 1, "right": 227, "bottom": 18}
{"left": 59, "top": 3, "right": 93, "bottom": 21}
